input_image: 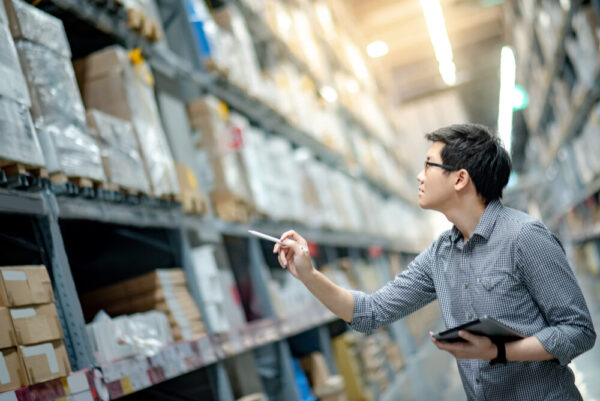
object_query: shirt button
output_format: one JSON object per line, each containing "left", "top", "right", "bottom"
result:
{"left": 467, "top": 313, "right": 474, "bottom": 320}
{"left": 475, "top": 378, "right": 481, "bottom": 384}
{"left": 464, "top": 283, "right": 469, "bottom": 289}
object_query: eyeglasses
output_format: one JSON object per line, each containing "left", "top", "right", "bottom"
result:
{"left": 424, "top": 161, "right": 456, "bottom": 173}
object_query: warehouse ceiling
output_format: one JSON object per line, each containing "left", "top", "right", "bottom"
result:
{"left": 348, "top": 0, "right": 505, "bottom": 127}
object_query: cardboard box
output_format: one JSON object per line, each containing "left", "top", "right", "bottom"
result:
{"left": 0, "top": 266, "right": 54, "bottom": 307}
{"left": 300, "top": 352, "right": 330, "bottom": 389}
{"left": 0, "top": 347, "right": 28, "bottom": 392}
{"left": 10, "top": 303, "right": 63, "bottom": 345}
{"left": 0, "top": 307, "right": 16, "bottom": 348}
{"left": 19, "top": 340, "right": 71, "bottom": 384}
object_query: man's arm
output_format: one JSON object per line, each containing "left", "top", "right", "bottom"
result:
{"left": 515, "top": 221, "right": 596, "bottom": 365}
{"left": 274, "top": 230, "right": 437, "bottom": 333}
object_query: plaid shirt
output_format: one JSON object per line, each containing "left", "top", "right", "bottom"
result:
{"left": 350, "top": 200, "right": 596, "bottom": 400}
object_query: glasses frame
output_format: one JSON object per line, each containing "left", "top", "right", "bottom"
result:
{"left": 425, "top": 161, "right": 457, "bottom": 173}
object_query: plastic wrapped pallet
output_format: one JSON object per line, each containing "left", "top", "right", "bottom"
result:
{"left": 16, "top": 41, "right": 105, "bottom": 181}
{"left": 3, "top": 0, "right": 70, "bottom": 58}
{"left": 0, "top": 22, "right": 29, "bottom": 105}
{"left": 0, "top": 96, "right": 44, "bottom": 166}
{"left": 74, "top": 46, "right": 179, "bottom": 196}
{"left": 86, "top": 109, "right": 151, "bottom": 193}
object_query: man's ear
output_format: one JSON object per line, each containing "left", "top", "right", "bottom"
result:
{"left": 454, "top": 169, "right": 470, "bottom": 191}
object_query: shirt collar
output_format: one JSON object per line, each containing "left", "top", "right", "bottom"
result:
{"left": 450, "top": 199, "right": 503, "bottom": 243}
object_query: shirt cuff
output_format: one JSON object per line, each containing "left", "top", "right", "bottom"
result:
{"left": 535, "top": 327, "right": 577, "bottom": 366}
{"left": 347, "top": 290, "right": 373, "bottom": 333}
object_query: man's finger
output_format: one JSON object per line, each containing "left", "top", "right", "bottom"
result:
{"left": 458, "top": 330, "right": 476, "bottom": 342}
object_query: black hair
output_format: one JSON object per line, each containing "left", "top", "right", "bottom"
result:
{"left": 425, "top": 123, "right": 512, "bottom": 204}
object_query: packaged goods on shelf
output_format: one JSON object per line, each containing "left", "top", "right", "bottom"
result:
{"left": 218, "top": 269, "right": 247, "bottom": 329}
{"left": 9, "top": 303, "right": 63, "bottom": 345}
{"left": 18, "top": 340, "right": 71, "bottom": 384}
{"left": 583, "top": 242, "right": 600, "bottom": 276}
{"left": 175, "top": 163, "right": 207, "bottom": 215}
{"left": 0, "top": 347, "right": 28, "bottom": 392}
{"left": 189, "top": 246, "right": 231, "bottom": 333}
{"left": 81, "top": 269, "right": 205, "bottom": 341}
{"left": 211, "top": 5, "right": 263, "bottom": 96}
{"left": 332, "top": 333, "right": 373, "bottom": 401}
{"left": 0, "top": 307, "right": 15, "bottom": 349}
{"left": 0, "top": 13, "right": 45, "bottom": 167}
{"left": 3, "top": 0, "right": 70, "bottom": 57}
{"left": 300, "top": 352, "right": 347, "bottom": 401}
{"left": 0, "top": 95, "right": 45, "bottom": 167}
{"left": 224, "top": 353, "right": 266, "bottom": 399}
{"left": 8, "top": 2, "right": 105, "bottom": 181}
{"left": 87, "top": 310, "right": 173, "bottom": 363}
{"left": 188, "top": 98, "right": 254, "bottom": 219}
{"left": 74, "top": 46, "right": 179, "bottom": 196}
{"left": 120, "top": 0, "right": 164, "bottom": 42}
{"left": 566, "top": 6, "right": 600, "bottom": 90}
{"left": 534, "top": 2, "right": 565, "bottom": 61}
{"left": 0, "top": 265, "right": 54, "bottom": 307}
{"left": 184, "top": 0, "right": 221, "bottom": 61}
{"left": 269, "top": 270, "right": 320, "bottom": 318}
{"left": 573, "top": 107, "right": 600, "bottom": 184}
{"left": 86, "top": 109, "right": 152, "bottom": 194}
{"left": 0, "top": 21, "right": 29, "bottom": 105}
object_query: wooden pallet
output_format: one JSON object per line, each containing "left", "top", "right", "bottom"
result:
{"left": 0, "top": 160, "right": 48, "bottom": 179}
{"left": 211, "top": 191, "right": 254, "bottom": 223}
{"left": 180, "top": 192, "right": 206, "bottom": 215}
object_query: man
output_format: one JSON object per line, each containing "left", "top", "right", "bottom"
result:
{"left": 273, "top": 124, "right": 596, "bottom": 400}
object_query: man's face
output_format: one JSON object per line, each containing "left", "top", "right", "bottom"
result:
{"left": 417, "top": 142, "right": 455, "bottom": 210}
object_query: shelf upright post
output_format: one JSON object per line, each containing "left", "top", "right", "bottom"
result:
{"left": 168, "top": 227, "right": 235, "bottom": 401}
{"left": 35, "top": 190, "right": 96, "bottom": 371}
{"left": 248, "top": 236, "right": 301, "bottom": 401}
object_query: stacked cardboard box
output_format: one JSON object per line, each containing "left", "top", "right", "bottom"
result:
{"left": 188, "top": 247, "right": 224, "bottom": 330}
{"left": 331, "top": 333, "right": 372, "bottom": 401}
{"left": 74, "top": 46, "right": 179, "bottom": 197}
{"left": 0, "top": 266, "right": 71, "bottom": 391}
{"left": 82, "top": 269, "right": 205, "bottom": 341}
{"left": 187, "top": 97, "right": 254, "bottom": 221}
{"left": 300, "top": 352, "right": 347, "bottom": 401}
{"left": 4, "top": 0, "right": 104, "bottom": 181}
{"left": 0, "top": 0, "right": 44, "bottom": 168}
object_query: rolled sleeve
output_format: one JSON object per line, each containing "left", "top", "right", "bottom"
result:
{"left": 348, "top": 289, "right": 375, "bottom": 333}
{"left": 517, "top": 221, "right": 596, "bottom": 365}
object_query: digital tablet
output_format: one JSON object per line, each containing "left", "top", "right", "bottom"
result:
{"left": 433, "top": 315, "right": 525, "bottom": 343}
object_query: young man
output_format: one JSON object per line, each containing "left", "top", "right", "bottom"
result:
{"left": 273, "top": 124, "right": 596, "bottom": 400}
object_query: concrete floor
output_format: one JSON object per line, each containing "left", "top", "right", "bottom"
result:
{"left": 383, "top": 272, "right": 600, "bottom": 401}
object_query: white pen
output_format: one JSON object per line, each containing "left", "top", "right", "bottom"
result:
{"left": 248, "top": 230, "right": 309, "bottom": 253}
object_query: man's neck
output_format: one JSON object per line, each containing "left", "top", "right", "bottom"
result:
{"left": 443, "top": 200, "right": 487, "bottom": 243}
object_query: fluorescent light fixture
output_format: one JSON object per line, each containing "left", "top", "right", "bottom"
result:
{"left": 319, "top": 86, "right": 338, "bottom": 102}
{"left": 366, "top": 41, "right": 389, "bottom": 58}
{"left": 498, "top": 46, "right": 516, "bottom": 152}
{"left": 419, "top": 0, "right": 456, "bottom": 86}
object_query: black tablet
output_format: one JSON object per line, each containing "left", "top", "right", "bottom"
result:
{"left": 433, "top": 315, "right": 525, "bottom": 343}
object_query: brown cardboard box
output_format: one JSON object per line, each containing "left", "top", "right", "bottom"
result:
{"left": 19, "top": 340, "right": 71, "bottom": 384}
{"left": 10, "top": 303, "right": 63, "bottom": 345}
{"left": 0, "top": 347, "right": 28, "bottom": 392}
{"left": 300, "top": 352, "right": 331, "bottom": 389}
{"left": 0, "top": 307, "right": 16, "bottom": 348}
{"left": 0, "top": 266, "right": 54, "bottom": 307}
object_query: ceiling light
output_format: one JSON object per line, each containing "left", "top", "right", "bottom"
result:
{"left": 419, "top": 0, "right": 456, "bottom": 86}
{"left": 366, "top": 41, "right": 389, "bottom": 58}
{"left": 319, "top": 86, "right": 338, "bottom": 102}
{"left": 498, "top": 46, "right": 516, "bottom": 152}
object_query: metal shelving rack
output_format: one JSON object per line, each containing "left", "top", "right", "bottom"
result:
{"left": 0, "top": 0, "right": 429, "bottom": 400}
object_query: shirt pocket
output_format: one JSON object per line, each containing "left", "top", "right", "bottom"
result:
{"left": 477, "top": 273, "right": 509, "bottom": 291}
